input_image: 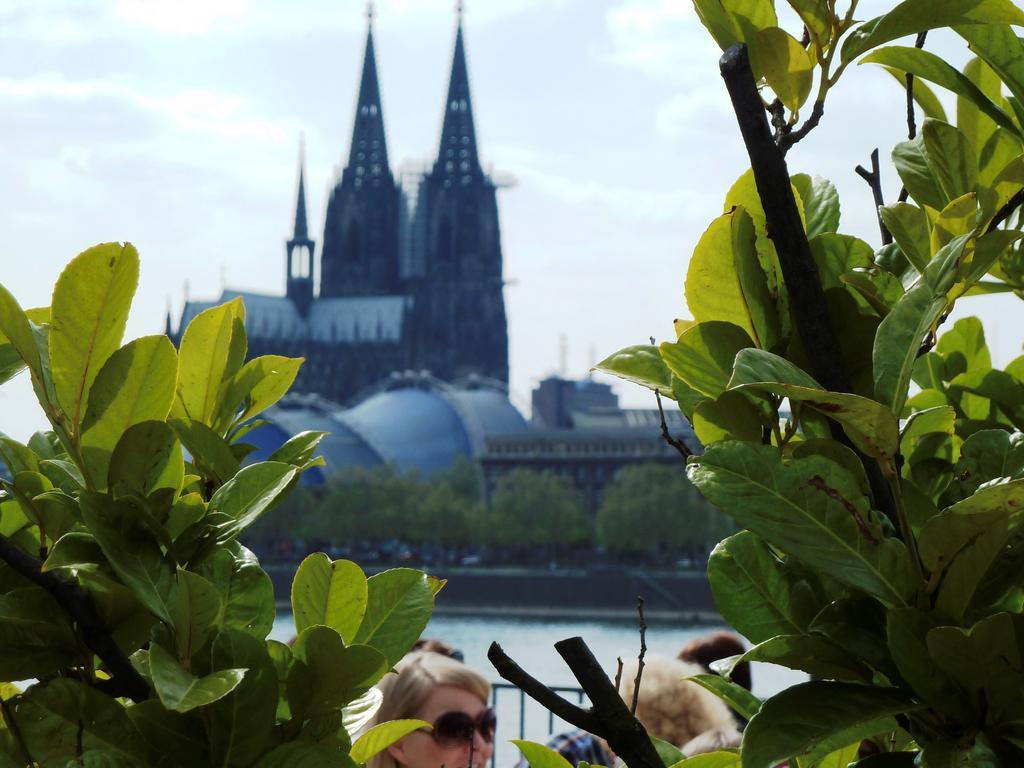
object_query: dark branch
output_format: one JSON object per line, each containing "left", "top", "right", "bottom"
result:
{"left": 614, "top": 657, "right": 624, "bottom": 691}
{"left": 719, "top": 43, "right": 898, "bottom": 529}
{"left": 778, "top": 99, "right": 825, "bottom": 155}
{"left": 986, "top": 189, "right": 1024, "bottom": 234}
{"left": 0, "top": 532, "right": 150, "bottom": 703}
{"left": 855, "top": 148, "right": 893, "bottom": 245}
{"left": 555, "top": 637, "right": 664, "bottom": 768}
{"left": 905, "top": 32, "right": 928, "bottom": 141}
{"left": 487, "top": 642, "right": 599, "bottom": 733}
{"left": 654, "top": 389, "right": 692, "bottom": 459}
{"left": 630, "top": 598, "right": 648, "bottom": 717}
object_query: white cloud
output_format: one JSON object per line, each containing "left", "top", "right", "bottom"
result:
{"left": 113, "top": 0, "right": 249, "bottom": 35}
{"left": 603, "top": 0, "right": 719, "bottom": 85}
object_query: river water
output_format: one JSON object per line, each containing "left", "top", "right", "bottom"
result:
{"left": 270, "top": 612, "right": 803, "bottom": 765}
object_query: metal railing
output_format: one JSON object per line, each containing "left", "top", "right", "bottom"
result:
{"left": 490, "top": 683, "right": 588, "bottom": 768}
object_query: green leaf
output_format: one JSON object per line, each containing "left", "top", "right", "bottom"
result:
{"left": 892, "top": 133, "right": 947, "bottom": 211}
{"left": 216, "top": 354, "right": 303, "bottom": 432}
{"left": 268, "top": 430, "right": 328, "bottom": 468}
{"left": 288, "top": 626, "right": 388, "bottom": 716}
{"left": 809, "top": 234, "right": 872, "bottom": 291}
{"left": 715, "top": 634, "right": 869, "bottom": 681}
{"left": 689, "top": 673, "right": 761, "bottom": 721}
{"left": 841, "top": 0, "right": 1024, "bottom": 64}
{"left": 670, "top": 752, "right": 741, "bottom": 768}
{"left": 937, "top": 316, "right": 991, "bottom": 375}
{"left": 654, "top": 738, "right": 686, "bottom": 767}
{"left": 955, "top": 429, "right": 1024, "bottom": 496}
{"left": 749, "top": 27, "right": 815, "bottom": 112}
{"left": 512, "top": 741, "right": 575, "bottom": 768}
{"left": 957, "top": 24, "right": 1024, "bottom": 114}
{"left": 660, "top": 322, "right": 754, "bottom": 399}
{"left": 80, "top": 335, "right": 178, "bottom": 490}
{"left": 292, "top": 553, "right": 368, "bottom": 644}
{"left": 169, "top": 417, "right": 240, "bottom": 487}
{"left": 873, "top": 235, "right": 971, "bottom": 416}
{"left": 255, "top": 742, "right": 358, "bottom": 768}
{"left": 863, "top": 47, "right": 1019, "bottom": 138}
{"left": 741, "top": 682, "right": 912, "bottom": 768}
{"left": 79, "top": 491, "right": 178, "bottom": 623}
{"left": 879, "top": 203, "right": 932, "bottom": 274}
{"left": 173, "top": 298, "right": 244, "bottom": 426}
{"left": 886, "top": 608, "right": 971, "bottom": 722}
{"left": 208, "top": 629, "right": 279, "bottom": 767}
{"left": 207, "top": 461, "right": 298, "bottom": 544}
{"left": 49, "top": 243, "right": 139, "bottom": 436}
{"left": 688, "top": 443, "right": 916, "bottom": 606}
{"left": 692, "top": 0, "right": 777, "bottom": 50}
{"left": 685, "top": 207, "right": 780, "bottom": 350}
{"left": 923, "top": 121, "right": 979, "bottom": 204}
{"left": 350, "top": 720, "right": 431, "bottom": 764}
{"left": 593, "top": 345, "right": 674, "bottom": 396}
{"left": 707, "top": 531, "right": 821, "bottom": 644}
{"left": 353, "top": 568, "right": 435, "bottom": 668}
{"left": 125, "top": 700, "right": 210, "bottom": 767}
{"left": 729, "top": 349, "right": 899, "bottom": 470}
{"left": 342, "top": 688, "right": 384, "bottom": 741}
{"left": 197, "top": 544, "right": 276, "bottom": 639}
{"left": 108, "top": 420, "right": 185, "bottom": 499}
{"left": 918, "top": 480, "right": 1024, "bottom": 569}
{"left": 785, "top": 0, "right": 830, "bottom": 44}
{"left": 12, "top": 678, "right": 151, "bottom": 766}
{"left": 0, "top": 587, "right": 80, "bottom": 680}
{"left": 149, "top": 642, "right": 246, "bottom": 713}
{"left": 692, "top": 390, "right": 764, "bottom": 445}
{"left": 170, "top": 569, "right": 223, "bottom": 660}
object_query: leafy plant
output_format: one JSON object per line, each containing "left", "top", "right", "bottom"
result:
{"left": 0, "top": 243, "right": 438, "bottom": 766}
{"left": 578, "top": 1, "right": 1024, "bottom": 767}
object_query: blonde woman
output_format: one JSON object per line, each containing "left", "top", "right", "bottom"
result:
{"left": 369, "top": 651, "right": 495, "bottom": 768}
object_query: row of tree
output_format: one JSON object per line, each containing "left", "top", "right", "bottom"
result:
{"left": 245, "top": 459, "right": 735, "bottom": 559}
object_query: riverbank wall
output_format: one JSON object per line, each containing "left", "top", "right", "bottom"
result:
{"left": 264, "top": 564, "right": 719, "bottom": 622}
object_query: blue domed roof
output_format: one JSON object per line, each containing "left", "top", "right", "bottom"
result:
{"left": 251, "top": 376, "right": 527, "bottom": 482}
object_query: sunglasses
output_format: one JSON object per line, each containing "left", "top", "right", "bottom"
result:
{"left": 424, "top": 708, "right": 497, "bottom": 747}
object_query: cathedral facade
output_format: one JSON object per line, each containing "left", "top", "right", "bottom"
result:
{"left": 171, "top": 11, "right": 509, "bottom": 406}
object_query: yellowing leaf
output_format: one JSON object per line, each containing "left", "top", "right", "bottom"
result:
{"left": 685, "top": 208, "right": 780, "bottom": 350}
{"left": 750, "top": 27, "right": 816, "bottom": 113}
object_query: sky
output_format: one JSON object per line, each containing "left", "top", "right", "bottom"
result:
{"left": 1, "top": 0, "right": 1021, "bottom": 441}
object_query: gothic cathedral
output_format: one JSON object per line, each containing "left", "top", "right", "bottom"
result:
{"left": 171, "top": 9, "right": 509, "bottom": 406}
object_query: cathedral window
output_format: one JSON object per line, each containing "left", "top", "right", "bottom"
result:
{"left": 445, "top": 161, "right": 454, "bottom": 172}
{"left": 460, "top": 99, "right": 467, "bottom": 110}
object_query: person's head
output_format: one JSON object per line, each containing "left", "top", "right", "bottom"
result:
{"left": 617, "top": 655, "right": 734, "bottom": 749}
{"left": 678, "top": 631, "right": 751, "bottom": 692}
{"left": 369, "top": 651, "right": 493, "bottom": 768}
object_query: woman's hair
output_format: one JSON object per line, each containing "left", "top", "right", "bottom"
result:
{"left": 367, "top": 651, "right": 491, "bottom": 768}
{"left": 618, "top": 655, "right": 735, "bottom": 749}
{"left": 678, "top": 631, "right": 751, "bottom": 692}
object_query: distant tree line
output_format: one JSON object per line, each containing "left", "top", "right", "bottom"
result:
{"left": 244, "top": 458, "right": 735, "bottom": 565}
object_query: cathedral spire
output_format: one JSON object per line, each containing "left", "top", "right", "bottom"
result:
{"left": 434, "top": 4, "right": 480, "bottom": 182}
{"left": 287, "top": 137, "right": 315, "bottom": 315}
{"left": 293, "top": 135, "right": 310, "bottom": 241}
{"left": 347, "top": 8, "right": 390, "bottom": 176}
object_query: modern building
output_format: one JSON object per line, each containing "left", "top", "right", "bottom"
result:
{"left": 481, "top": 376, "right": 698, "bottom": 516}
{"left": 168, "top": 8, "right": 508, "bottom": 406}
{"left": 248, "top": 371, "right": 528, "bottom": 484}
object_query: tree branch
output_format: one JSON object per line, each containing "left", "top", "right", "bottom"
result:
{"left": 986, "top": 189, "right": 1024, "bottom": 234}
{"left": 630, "top": 597, "right": 647, "bottom": 717}
{"left": 0, "top": 532, "right": 150, "bottom": 703}
{"left": 719, "top": 43, "right": 898, "bottom": 529}
{"left": 555, "top": 637, "right": 664, "bottom": 768}
{"left": 654, "top": 389, "right": 693, "bottom": 459}
{"left": 855, "top": 148, "right": 892, "bottom": 245}
{"left": 489, "top": 639, "right": 663, "bottom": 768}
{"left": 905, "top": 32, "right": 928, "bottom": 141}
{"left": 487, "top": 642, "right": 599, "bottom": 733}
{"left": 778, "top": 99, "right": 825, "bottom": 155}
